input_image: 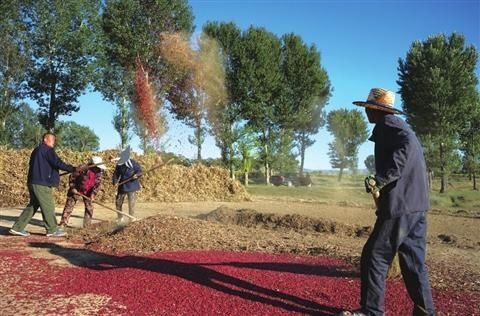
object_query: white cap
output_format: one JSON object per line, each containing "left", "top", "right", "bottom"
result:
{"left": 91, "top": 156, "right": 107, "bottom": 170}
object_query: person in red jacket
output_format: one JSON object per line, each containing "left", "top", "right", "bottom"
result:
{"left": 60, "top": 156, "right": 106, "bottom": 228}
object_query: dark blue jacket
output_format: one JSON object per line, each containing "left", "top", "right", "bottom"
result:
{"left": 112, "top": 159, "right": 142, "bottom": 193}
{"left": 27, "top": 143, "right": 75, "bottom": 187}
{"left": 371, "top": 114, "right": 429, "bottom": 218}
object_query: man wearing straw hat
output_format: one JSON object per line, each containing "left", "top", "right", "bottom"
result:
{"left": 342, "top": 88, "right": 435, "bottom": 316}
{"left": 59, "top": 156, "right": 107, "bottom": 228}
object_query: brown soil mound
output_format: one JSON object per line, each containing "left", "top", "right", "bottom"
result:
{"left": 0, "top": 149, "right": 248, "bottom": 207}
{"left": 197, "top": 206, "right": 372, "bottom": 237}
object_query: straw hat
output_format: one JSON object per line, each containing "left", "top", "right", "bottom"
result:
{"left": 353, "top": 88, "right": 404, "bottom": 115}
{"left": 90, "top": 156, "right": 107, "bottom": 170}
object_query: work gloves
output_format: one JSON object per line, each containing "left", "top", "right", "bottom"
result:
{"left": 364, "top": 175, "right": 382, "bottom": 195}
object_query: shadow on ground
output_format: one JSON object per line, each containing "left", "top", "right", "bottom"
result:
{"left": 29, "top": 242, "right": 350, "bottom": 315}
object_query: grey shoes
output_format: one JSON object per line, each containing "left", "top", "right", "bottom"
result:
{"left": 46, "top": 228, "right": 67, "bottom": 237}
{"left": 9, "top": 229, "right": 31, "bottom": 237}
{"left": 10, "top": 227, "right": 67, "bottom": 237}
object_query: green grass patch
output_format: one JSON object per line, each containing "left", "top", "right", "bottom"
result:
{"left": 247, "top": 174, "right": 373, "bottom": 207}
{"left": 247, "top": 173, "right": 480, "bottom": 214}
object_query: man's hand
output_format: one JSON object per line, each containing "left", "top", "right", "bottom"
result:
{"left": 90, "top": 194, "right": 95, "bottom": 201}
{"left": 364, "top": 175, "right": 379, "bottom": 194}
{"left": 71, "top": 188, "right": 79, "bottom": 195}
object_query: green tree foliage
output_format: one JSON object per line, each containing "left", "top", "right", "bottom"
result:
{"left": 112, "top": 98, "right": 133, "bottom": 148}
{"left": 235, "top": 27, "right": 283, "bottom": 184}
{"left": 167, "top": 71, "right": 208, "bottom": 160}
{"left": 236, "top": 127, "right": 257, "bottom": 186}
{"left": 327, "top": 109, "right": 368, "bottom": 181}
{"left": 167, "top": 35, "right": 227, "bottom": 161}
{"left": 102, "top": 0, "right": 193, "bottom": 74}
{"left": 280, "top": 33, "right": 331, "bottom": 175}
{"left": 22, "top": 0, "right": 101, "bottom": 131}
{"left": 132, "top": 112, "right": 167, "bottom": 154}
{"left": 364, "top": 154, "right": 376, "bottom": 174}
{"left": 0, "top": 0, "right": 29, "bottom": 137}
{"left": 460, "top": 93, "right": 480, "bottom": 190}
{"left": 271, "top": 130, "right": 298, "bottom": 174}
{"left": 203, "top": 21, "right": 242, "bottom": 177}
{"left": 204, "top": 25, "right": 331, "bottom": 180}
{"left": 421, "top": 134, "right": 462, "bottom": 188}
{"left": 56, "top": 121, "right": 99, "bottom": 151}
{"left": 1, "top": 103, "right": 43, "bottom": 148}
{"left": 397, "top": 33, "right": 478, "bottom": 193}
{"left": 101, "top": 0, "right": 194, "bottom": 148}
{"left": 96, "top": 59, "right": 135, "bottom": 149}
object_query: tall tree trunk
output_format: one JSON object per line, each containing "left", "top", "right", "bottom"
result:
{"left": 474, "top": 172, "right": 477, "bottom": 191}
{"left": 244, "top": 171, "right": 249, "bottom": 187}
{"left": 229, "top": 152, "right": 235, "bottom": 180}
{"left": 48, "top": 80, "right": 57, "bottom": 132}
{"left": 338, "top": 167, "right": 344, "bottom": 182}
{"left": 196, "top": 125, "right": 202, "bottom": 161}
{"left": 0, "top": 122, "right": 6, "bottom": 146}
{"left": 299, "top": 133, "right": 306, "bottom": 177}
{"left": 120, "top": 96, "right": 128, "bottom": 149}
{"left": 220, "top": 142, "right": 228, "bottom": 166}
{"left": 427, "top": 169, "right": 433, "bottom": 191}
{"left": 261, "top": 129, "right": 270, "bottom": 185}
{"left": 264, "top": 142, "right": 270, "bottom": 185}
{"left": 265, "top": 161, "right": 270, "bottom": 185}
{"left": 1, "top": 59, "right": 11, "bottom": 144}
{"left": 229, "top": 122, "right": 235, "bottom": 179}
{"left": 439, "top": 142, "right": 447, "bottom": 193}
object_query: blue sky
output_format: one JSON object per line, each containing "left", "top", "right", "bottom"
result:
{"left": 52, "top": 0, "right": 480, "bottom": 170}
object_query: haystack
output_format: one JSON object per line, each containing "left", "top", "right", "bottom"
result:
{"left": 0, "top": 148, "right": 248, "bottom": 207}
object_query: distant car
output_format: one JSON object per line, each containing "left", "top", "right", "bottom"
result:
{"left": 270, "top": 175, "right": 293, "bottom": 187}
{"left": 270, "top": 175, "right": 286, "bottom": 186}
{"left": 270, "top": 174, "right": 313, "bottom": 187}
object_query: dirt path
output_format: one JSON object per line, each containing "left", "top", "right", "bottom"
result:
{"left": 2, "top": 199, "right": 478, "bottom": 243}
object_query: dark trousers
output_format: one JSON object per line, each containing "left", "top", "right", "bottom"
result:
{"left": 360, "top": 211, "right": 435, "bottom": 316}
{"left": 115, "top": 191, "right": 136, "bottom": 220}
{"left": 60, "top": 191, "right": 94, "bottom": 227}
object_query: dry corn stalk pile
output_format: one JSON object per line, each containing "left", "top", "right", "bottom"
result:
{"left": 197, "top": 206, "right": 372, "bottom": 237}
{"left": 90, "top": 214, "right": 347, "bottom": 258}
{"left": 0, "top": 149, "right": 248, "bottom": 207}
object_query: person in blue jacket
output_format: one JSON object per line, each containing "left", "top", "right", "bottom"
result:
{"left": 112, "top": 147, "right": 142, "bottom": 222}
{"left": 10, "top": 132, "right": 80, "bottom": 237}
{"left": 342, "top": 88, "right": 435, "bottom": 316}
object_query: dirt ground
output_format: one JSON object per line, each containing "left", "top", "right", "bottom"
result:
{"left": 1, "top": 197, "right": 479, "bottom": 294}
